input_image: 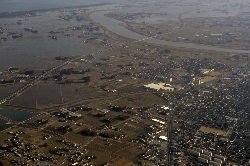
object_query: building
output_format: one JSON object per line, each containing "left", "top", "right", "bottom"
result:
{"left": 162, "top": 77, "right": 172, "bottom": 83}
{"left": 152, "top": 118, "right": 165, "bottom": 125}
{"left": 199, "top": 68, "right": 214, "bottom": 74}
{"left": 100, "top": 109, "right": 110, "bottom": 114}
{"left": 159, "top": 136, "right": 168, "bottom": 141}
{"left": 59, "top": 108, "right": 82, "bottom": 118}
{"left": 214, "top": 154, "right": 226, "bottom": 162}
{"left": 198, "top": 157, "right": 208, "bottom": 164}
{"left": 144, "top": 83, "right": 183, "bottom": 91}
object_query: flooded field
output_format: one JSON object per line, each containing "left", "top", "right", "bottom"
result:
{"left": 0, "top": 9, "right": 101, "bottom": 71}
{"left": 0, "top": 118, "right": 6, "bottom": 125}
{"left": 0, "top": 84, "right": 23, "bottom": 99}
{"left": 10, "top": 86, "right": 37, "bottom": 107}
{"left": 0, "top": 108, "right": 39, "bottom": 122}
{"left": 10, "top": 84, "right": 62, "bottom": 108}
{"left": 10, "top": 84, "right": 102, "bottom": 108}
{"left": 0, "top": 123, "right": 13, "bottom": 131}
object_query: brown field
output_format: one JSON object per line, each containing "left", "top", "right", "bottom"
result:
{"left": 199, "top": 126, "right": 227, "bottom": 135}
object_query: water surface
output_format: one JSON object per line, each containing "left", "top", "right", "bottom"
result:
{"left": 90, "top": 11, "right": 250, "bottom": 54}
{"left": 0, "top": 108, "right": 39, "bottom": 122}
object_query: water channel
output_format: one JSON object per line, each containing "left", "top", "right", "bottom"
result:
{"left": 90, "top": 11, "right": 250, "bottom": 54}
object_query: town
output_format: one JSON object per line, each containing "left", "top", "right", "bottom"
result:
{"left": 0, "top": 0, "right": 250, "bottom": 166}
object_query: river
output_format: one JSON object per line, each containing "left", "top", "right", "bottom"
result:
{"left": 90, "top": 11, "right": 250, "bottom": 54}
{"left": 1, "top": 0, "right": 250, "bottom": 54}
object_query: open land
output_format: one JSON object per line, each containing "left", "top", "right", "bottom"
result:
{"left": 0, "top": 0, "right": 250, "bottom": 166}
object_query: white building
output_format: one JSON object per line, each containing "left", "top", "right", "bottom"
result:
{"left": 159, "top": 136, "right": 168, "bottom": 141}
{"left": 144, "top": 83, "right": 183, "bottom": 91}
{"left": 199, "top": 69, "right": 214, "bottom": 74}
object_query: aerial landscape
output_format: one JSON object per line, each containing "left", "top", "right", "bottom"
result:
{"left": 0, "top": 0, "right": 250, "bottom": 165}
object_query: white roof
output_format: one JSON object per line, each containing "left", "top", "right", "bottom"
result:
{"left": 159, "top": 136, "right": 168, "bottom": 141}
{"left": 152, "top": 118, "right": 165, "bottom": 124}
{"left": 144, "top": 83, "right": 174, "bottom": 91}
{"left": 100, "top": 109, "right": 110, "bottom": 113}
{"left": 161, "top": 106, "right": 169, "bottom": 110}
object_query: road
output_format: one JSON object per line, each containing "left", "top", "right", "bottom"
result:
{"left": 167, "top": 109, "right": 173, "bottom": 166}
{"left": 0, "top": 48, "right": 112, "bottom": 106}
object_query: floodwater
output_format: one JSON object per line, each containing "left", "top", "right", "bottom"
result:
{"left": 0, "top": 0, "right": 250, "bottom": 118}
{"left": 0, "top": 9, "right": 100, "bottom": 70}
{"left": 1, "top": 0, "right": 249, "bottom": 72}
{"left": 90, "top": 11, "right": 250, "bottom": 53}
{"left": 0, "top": 116, "right": 13, "bottom": 131}
{"left": 0, "top": 108, "right": 39, "bottom": 122}
{"left": 0, "top": 124, "right": 13, "bottom": 131}
{"left": 0, "top": 118, "right": 6, "bottom": 125}
{"left": 0, "top": 1, "right": 121, "bottom": 71}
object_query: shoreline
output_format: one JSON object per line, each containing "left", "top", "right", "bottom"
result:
{"left": 0, "top": 3, "right": 113, "bottom": 18}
